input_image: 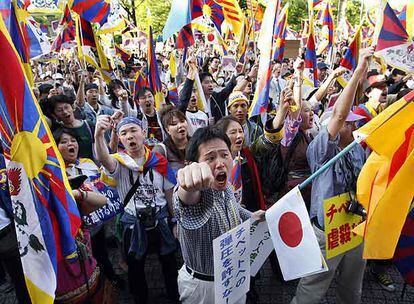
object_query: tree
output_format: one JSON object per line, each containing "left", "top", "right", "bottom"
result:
{"left": 284, "top": 0, "right": 308, "bottom": 32}
{"left": 119, "top": 0, "right": 171, "bottom": 35}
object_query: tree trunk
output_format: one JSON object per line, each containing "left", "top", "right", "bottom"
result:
{"left": 337, "top": 0, "right": 347, "bottom": 28}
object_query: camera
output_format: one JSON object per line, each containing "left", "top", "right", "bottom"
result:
{"left": 138, "top": 203, "right": 157, "bottom": 229}
{"left": 346, "top": 200, "right": 367, "bottom": 218}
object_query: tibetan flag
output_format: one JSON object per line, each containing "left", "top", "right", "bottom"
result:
{"left": 376, "top": 3, "right": 409, "bottom": 52}
{"left": 51, "top": 4, "right": 75, "bottom": 52}
{"left": 229, "top": 154, "right": 242, "bottom": 199}
{"left": 0, "top": 14, "right": 81, "bottom": 303}
{"left": 337, "top": 26, "right": 361, "bottom": 87}
{"left": 146, "top": 26, "right": 164, "bottom": 110}
{"left": 375, "top": 3, "right": 414, "bottom": 73}
{"left": 95, "top": 2, "right": 126, "bottom": 35}
{"left": 163, "top": 0, "right": 191, "bottom": 41}
{"left": 26, "top": 16, "right": 51, "bottom": 59}
{"left": 398, "top": 5, "right": 407, "bottom": 29}
{"left": 176, "top": 23, "right": 194, "bottom": 49}
{"left": 214, "top": 0, "right": 245, "bottom": 36}
{"left": 110, "top": 148, "right": 177, "bottom": 185}
{"left": 272, "top": 3, "right": 289, "bottom": 62}
{"left": 0, "top": 1, "right": 11, "bottom": 30}
{"left": 115, "top": 44, "right": 131, "bottom": 64}
{"left": 77, "top": 16, "right": 96, "bottom": 48}
{"left": 248, "top": 0, "right": 281, "bottom": 119}
{"left": 354, "top": 90, "right": 414, "bottom": 259}
{"left": 340, "top": 26, "right": 361, "bottom": 71}
{"left": 321, "top": 1, "right": 334, "bottom": 50}
{"left": 167, "top": 86, "right": 179, "bottom": 105}
{"left": 393, "top": 205, "right": 414, "bottom": 287}
{"left": 311, "top": 0, "right": 324, "bottom": 10}
{"left": 71, "top": 0, "right": 110, "bottom": 26}
{"left": 9, "top": 1, "right": 33, "bottom": 85}
{"left": 133, "top": 71, "right": 148, "bottom": 100}
{"left": 76, "top": 16, "right": 97, "bottom": 67}
{"left": 304, "top": 18, "right": 318, "bottom": 87}
{"left": 192, "top": 0, "right": 225, "bottom": 33}
{"left": 236, "top": 19, "right": 250, "bottom": 62}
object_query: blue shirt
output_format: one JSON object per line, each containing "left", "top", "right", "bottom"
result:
{"left": 306, "top": 127, "right": 366, "bottom": 229}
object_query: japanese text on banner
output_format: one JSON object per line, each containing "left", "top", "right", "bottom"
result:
{"left": 250, "top": 221, "right": 273, "bottom": 277}
{"left": 323, "top": 192, "right": 364, "bottom": 259}
{"left": 213, "top": 220, "right": 251, "bottom": 304}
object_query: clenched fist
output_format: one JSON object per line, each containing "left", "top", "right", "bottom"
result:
{"left": 177, "top": 162, "right": 214, "bottom": 192}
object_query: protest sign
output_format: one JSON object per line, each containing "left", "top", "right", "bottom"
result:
{"left": 222, "top": 56, "right": 237, "bottom": 72}
{"left": 213, "top": 220, "right": 250, "bottom": 304}
{"left": 323, "top": 192, "right": 364, "bottom": 259}
{"left": 266, "top": 187, "right": 327, "bottom": 281}
{"left": 250, "top": 221, "right": 273, "bottom": 276}
{"left": 375, "top": 42, "right": 414, "bottom": 73}
{"left": 284, "top": 40, "right": 300, "bottom": 59}
{"left": 82, "top": 174, "right": 124, "bottom": 226}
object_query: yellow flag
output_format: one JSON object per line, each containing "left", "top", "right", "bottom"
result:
{"left": 214, "top": 0, "right": 245, "bottom": 36}
{"left": 354, "top": 91, "right": 414, "bottom": 259}
{"left": 170, "top": 51, "right": 177, "bottom": 79}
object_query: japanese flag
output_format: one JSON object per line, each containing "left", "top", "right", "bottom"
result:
{"left": 265, "top": 187, "right": 327, "bottom": 281}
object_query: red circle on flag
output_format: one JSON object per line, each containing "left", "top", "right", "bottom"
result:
{"left": 278, "top": 212, "right": 303, "bottom": 247}
{"left": 207, "top": 33, "right": 215, "bottom": 42}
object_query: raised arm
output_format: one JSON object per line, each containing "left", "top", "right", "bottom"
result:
{"left": 176, "top": 162, "right": 214, "bottom": 205}
{"left": 313, "top": 67, "right": 347, "bottom": 104}
{"left": 328, "top": 48, "right": 373, "bottom": 139}
{"left": 75, "top": 72, "right": 86, "bottom": 108}
{"left": 94, "top": 115, "right": 117, "bottom": 173}
{"left": 178, "top": 56, "right": 197, "bottom": 113}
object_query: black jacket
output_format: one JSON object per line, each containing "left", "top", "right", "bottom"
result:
{"left": 178, "top": 76, "right": 238, "bottom": 121}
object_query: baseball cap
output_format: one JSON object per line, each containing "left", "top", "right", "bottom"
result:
{"left": 84, "top": 83, "right": 99, "bottom": 92}
{"left": 367, "top": 74, "right": 387, "bottom": 89}
{"left": 317, "top": 62, "right": 329, "bottom": 70}
{"left": 53, "top": 73, "right": 64, "bottom": 80}
{"left": 320, "top": 110, "right": 365, "bottom": 126}
{"left": 227, "top": 91, "right": 249, "bottom": 108}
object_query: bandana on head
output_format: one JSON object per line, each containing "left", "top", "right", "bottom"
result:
{"left": 116, "top": 117, "right": 145, "bottom": 134}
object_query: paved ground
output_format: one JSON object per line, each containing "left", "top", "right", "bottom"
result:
{"left": 1, "top": 248, "right": 414, "bottom": 304}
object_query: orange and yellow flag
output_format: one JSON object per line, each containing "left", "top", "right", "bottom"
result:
{"left": 354, "top": 90, "right": 414, "bottom": 259}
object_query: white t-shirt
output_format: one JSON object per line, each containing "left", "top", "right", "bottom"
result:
{"left": 186, "top": 110, "right": 209, "bottom": 136}
{"left": 104, "top": 158, "right": 173, "bottom": 217}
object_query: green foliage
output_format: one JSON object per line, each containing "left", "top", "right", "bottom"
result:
{"left": 119, "top": 0, "right": 172, "bottom": 35}
{"left": 346, "top": 0, "right": 363, "bottom": 26}
{"left": 284, "top": 0, "right": 361, "bottom": 32}
{"left": 284, "top": 0, "right": 308, "bottom": 32}
{"left": 136, "top": 0, "right": 172, "bottom": 34}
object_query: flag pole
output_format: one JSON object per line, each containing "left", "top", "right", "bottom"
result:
{"left": 247, "top": 0, "right": 257, "bottom": 57}
{"left": 76, "top": 15, "right": 88, "bottom": 69}
{"left": 359, "top": 0, "right": 365, "bottom": 26}
{"left": 298, "top": 140, "right": 359, "bottom": 190}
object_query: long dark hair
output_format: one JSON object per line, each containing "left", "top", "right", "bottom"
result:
{"left": 159, "top": 105, "right": 188, "bottom": 162}
{"left": 108, "top": 79, "right": 134, "bottom": 109}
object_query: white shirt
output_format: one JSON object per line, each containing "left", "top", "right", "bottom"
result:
{"left": 269, "top": 77, "right": 287, "bottom": 108}
{"left": 104, "top": 157, "right": 173, "bottom": 217}
{"left": 186, "top": 110, "right": 208, "bottom": 136}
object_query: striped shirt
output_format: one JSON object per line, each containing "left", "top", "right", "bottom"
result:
{"left": 173, "top": 185, "right": 251, "bottom": 276}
